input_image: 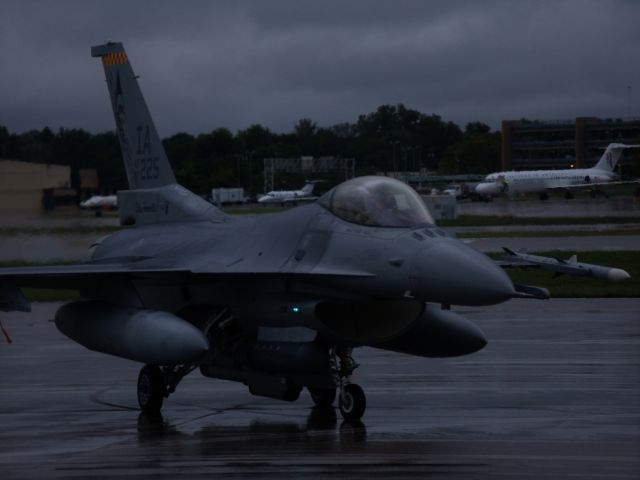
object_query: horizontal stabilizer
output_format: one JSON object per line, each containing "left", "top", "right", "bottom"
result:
{"left": 118, "top": 184, "right": 229, "bottom": 226}
{"left": 0, "top": 280, "right": 31, "bottom": 312}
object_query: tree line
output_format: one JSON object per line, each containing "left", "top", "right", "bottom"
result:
{"left": 0, "top": 104, "right": 501, "bottom": 195}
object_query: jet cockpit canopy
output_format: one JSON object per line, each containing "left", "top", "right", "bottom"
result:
{"left": 319, "top": 176, "right": 434, "bottom": 227}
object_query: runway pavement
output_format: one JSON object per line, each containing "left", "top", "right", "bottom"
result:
{"left": 1, "top": 299, "right": 638, "bottom": 479}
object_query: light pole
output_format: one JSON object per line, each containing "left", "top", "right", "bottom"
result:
{"left": 390, "top": 141, "right": 400, "bottom": 174}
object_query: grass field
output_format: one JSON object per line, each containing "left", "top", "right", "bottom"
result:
{"left": 439, "top": 215, "right": 640, "bottom": 227}
{"left": 456, "top": 228, "right": 640, "bottom": 238}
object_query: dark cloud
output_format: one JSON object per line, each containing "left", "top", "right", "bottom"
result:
{"left": 0, "top": 0, "right": 638, "bottom": 135}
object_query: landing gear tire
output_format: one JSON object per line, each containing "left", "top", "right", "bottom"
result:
{"left": 339, "top": 383, "right": 366, "bottom": 421}
{"left": 309, "top": 387, "right": 336, "bottom": 407}
{"left": 137, "top": 365, "right": 164, "bottom": 412}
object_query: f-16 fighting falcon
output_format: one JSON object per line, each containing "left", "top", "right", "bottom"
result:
{"left": 0, "top": 43, "right": 630, "bottom": 421}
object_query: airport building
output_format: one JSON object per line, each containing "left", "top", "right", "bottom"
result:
{"left": 0, "top": 159, "right": 71, "bottom": 214}
{"left": 501, "top": 117, "right": 640, "bottom": 173}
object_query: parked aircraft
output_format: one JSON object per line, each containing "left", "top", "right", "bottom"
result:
{"left": 475, "top": 143, "right": 640, "bottom": 200}
{"left": 79, "top": 194, "right": 117, "bottom": 210}
{"left": 258, "top": 181, "right": 320, "bottom": 205}
{"left": 0, "top": 43, "right": 629, "bottom": 422}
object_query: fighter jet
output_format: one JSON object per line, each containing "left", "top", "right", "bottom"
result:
{"left": 0, "top": 43, "right": 630, "bottom": 421}
{"left": 258, "top": 180, "right": 320, "bottom": 205}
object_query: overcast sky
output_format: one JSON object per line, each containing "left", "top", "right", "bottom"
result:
{"left": 1, "top": 0, "right": 639, "bottom": 136}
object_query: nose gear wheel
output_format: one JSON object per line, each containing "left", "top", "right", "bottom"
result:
{"left": 332, "top": 347, "right": 367, "bottom": 421}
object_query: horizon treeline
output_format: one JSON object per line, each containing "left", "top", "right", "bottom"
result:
{"left": 0, "top": 104, "right": 501, "bottom": 194}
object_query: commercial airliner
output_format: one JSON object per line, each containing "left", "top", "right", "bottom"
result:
{"left": 475, "top": 143, "right": 639, "bottom": 200}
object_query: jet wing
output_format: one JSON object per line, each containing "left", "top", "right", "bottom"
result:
{"left": 0, "top": 262, "right": 189, "bottom": 284}
{"left": 497, "top": 248, "right": 631, "bottom": 282}
{"left": 0, "top": 262, "right": 373, "bottom": 285}
{"left": 0, "top": 263, "right": 191, "bottom": 312}
{"left": 0, "top": 261, "right": 374, "bottom": 312}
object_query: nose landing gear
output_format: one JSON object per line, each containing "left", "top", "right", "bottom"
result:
{"left": 335, "top": 347, "right": 366, "bottom": 421}
{"left": 339, "top": 383, "right": 366, "bottom": 421}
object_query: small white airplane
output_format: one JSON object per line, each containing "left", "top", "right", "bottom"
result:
{"left": 258, "top": 180, "right": 320, "bottom": 205}
{"left": 475, "top": 143, "right": 640, "bottom": 200}
{"left": 79, "top": 194, "right": 118, "bottom": 210}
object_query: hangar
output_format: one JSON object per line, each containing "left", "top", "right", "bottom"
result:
{"left": 0, "top": 159, "right": 71, "bottom": 215}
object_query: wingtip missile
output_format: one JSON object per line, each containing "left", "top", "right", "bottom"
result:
{"left": 499, "top": 249, "right": 631, "bottom": 283}
{"left": 607, "top": 268, "right": 631, "bottom": 283}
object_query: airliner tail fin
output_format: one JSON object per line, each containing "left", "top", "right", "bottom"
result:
{"left": 593, "top": 143, "right": 640, "bottom": 171}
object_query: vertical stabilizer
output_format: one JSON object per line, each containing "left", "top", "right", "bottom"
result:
{"left": 300, "top": 182, "right": 315, "bottom": 195}
{"left": 91, "top": 42, "right": 176, "bottom": 189}
{"left": 592, "top": 143, "right": 638, "bottom": 172}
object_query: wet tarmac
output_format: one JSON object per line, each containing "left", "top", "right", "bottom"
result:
{"left": 1, "top": 299, "right": 638, "bottom": 479}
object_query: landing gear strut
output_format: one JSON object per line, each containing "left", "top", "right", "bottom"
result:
{"left": 137, "top": 363, "right": 196, "bottom": 412}
{"left": 333, "top": 347, "right": 366, "bottom": 421}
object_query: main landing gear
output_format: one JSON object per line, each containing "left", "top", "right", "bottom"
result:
{"left": 308, "top": 347, "right": 367, "bottom": 421}
{"left": 137, "top": 365, "right": 164, "bottom": 411}
{"left": 137, "top": 347, "right": 368, "bottom": 422}
{"left": 137, "top": 364, "right": 196, "bottom": 412}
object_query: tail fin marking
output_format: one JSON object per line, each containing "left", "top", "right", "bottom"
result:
{"left": 592, "top": 143, "right": 639, "bottom": 172}
{"left": 92, "top": 42, "right": 176, "bottom": 190}
{"left": 92, "top": 42, "right": 228, "bottom": 226}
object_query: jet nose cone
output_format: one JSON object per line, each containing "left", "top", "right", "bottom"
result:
{"left": 413, "top": 240, "right": 515, "bottom": 306}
